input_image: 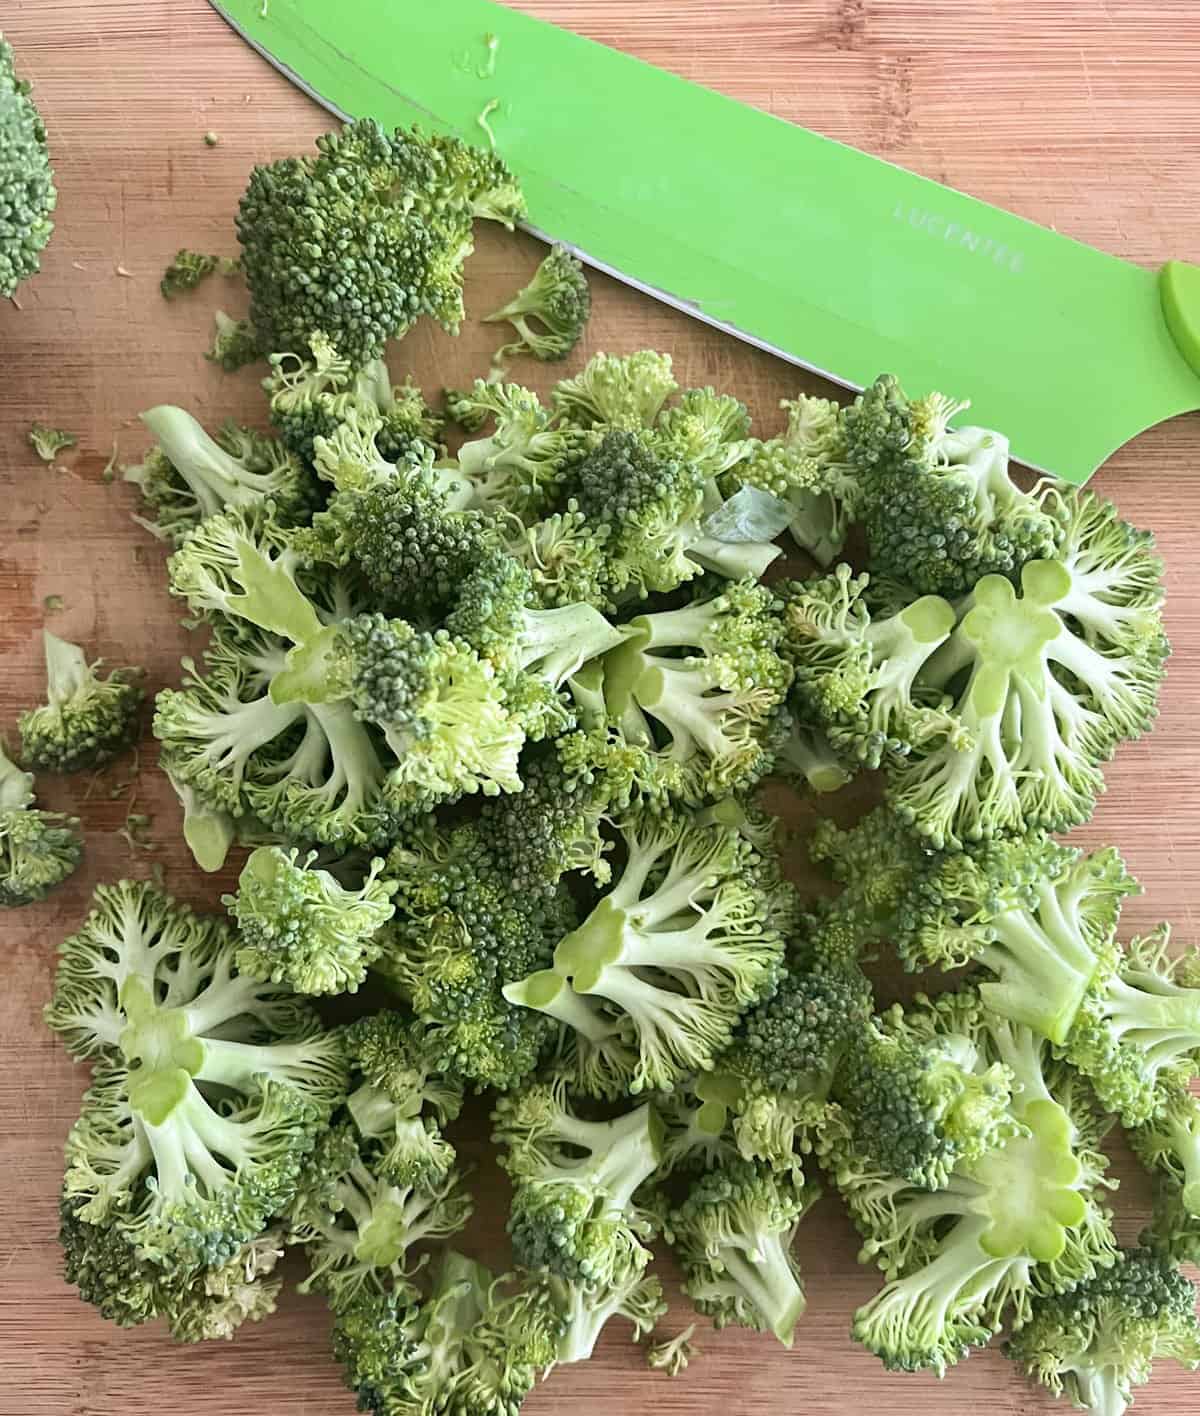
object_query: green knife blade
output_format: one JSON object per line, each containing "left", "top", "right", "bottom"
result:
{"left": 209, "top": 0, "right": 1200, "bottom": 485}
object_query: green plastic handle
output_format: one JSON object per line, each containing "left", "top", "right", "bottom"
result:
{"left": 1161, "top": 262, "right": 1200, "bottom": 380}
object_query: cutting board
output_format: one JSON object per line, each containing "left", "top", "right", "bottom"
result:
{"left": 1, "top": 3, "right": 1199, "bottom": 1413}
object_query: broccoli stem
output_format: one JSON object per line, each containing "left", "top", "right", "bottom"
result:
{"left": 42, "top": 631, "right": 92, "bottom": 707}
{"left": 687, "top": 535, "right": 780, "bottom": 581}
{"left": 1069, "top": 1366, "right": 1129, "bottom": 1416}
{"left": 502, "top": 969, "right": 618, "bottom": 1043}
{"left": 722, "top": 1239, "right": 806, "bottom": 1346}
{"left": 347, "top": 1082, "right": 399, "bottom": 1138}
{"left": 0, "top": 743, "right": 34, "bottom": 810}
{"left": 140, "top": 406, "right": 261, "bottom": 517}
{"left": 1099, "top": 974, "right": 1200, "bottom": 1072}
{"left": 517, "top": 605, "right": 627, "bottom": 686}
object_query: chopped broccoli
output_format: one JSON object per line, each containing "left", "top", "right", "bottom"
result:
{"left": 0, "top": 34, "right": 55, "bottom": 298}
{"left": 291, "top": 1121, "right": 471, "bottom": 1311}
{"left": 28, "top": 421, "right": 75, "bottom": 461}
{"left": 46, "top": 881, "right": 346, "bottom": 1271}
{"left": 548, "top": 1260, "right": 667, "bottom": 1364}
{"left": 834, "top": 1002, "right": 1117, "bottom": 1375}
{"left": 159, "top": 249, "right": 238, "bottom": 299}
{"left": 1130, "top": 1082, "right": 1200, "bottom": 1264}
{"left": 0, "top": 737, "right": 81, "bottom": 905}
{"left": 553, "top": 350, "right": 677, "bottom": 430}
{"left": 843, "top": 374, "right": 1062, "bottom": 595}
{"left": 126, "top": 405, "right": 318, "bottom": 543}
{"left": 493, "top": 1080, "right": 662, "bottom": 1286}
{"left": 1007, "top": 1247, "right": 1200, "bottom": 1416}
{"left": 224, "top": 846, "right": 397, "bottom": 995}
{"left": 19, "top": 630, "right": 143, "bottom": 772}
{"left": 485, "top": 244, "right": 591, "bottom": 362}
{"left": 666, "top": 1157, "right": 818, "bottom": 1346}
{"left": 519, "top": 807, "right": 785, "bottom": 1093}
{"left": 205, "top": 309, "right": 259, "bottom": 371}
{"left": 646, "top": 1323, "right": 699, "bottom": 1375}
{"left": 236, "top": 118, "right": 524, "bottom": 365}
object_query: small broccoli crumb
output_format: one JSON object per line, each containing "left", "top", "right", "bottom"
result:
{"left": 646, "top": 1323, "right": 698, "bottom": 1375}
{"left": 42, "top": 594, "right": 63, "bottom": 613}
{"left": 203, "top": 130, "right": 219, "bottom": 147}
{"left": 478, "top": 32, "right": 499, "bottom": 78}
{"left": 477, "top": 98, "right": 501, "bottom": 150}
{"left": 28, "top": 423, "right": 76, "bottom": 462}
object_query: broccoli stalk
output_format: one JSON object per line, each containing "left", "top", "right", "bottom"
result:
{"left": 550, "top": 1263, "right": 667, "bottom": 1364}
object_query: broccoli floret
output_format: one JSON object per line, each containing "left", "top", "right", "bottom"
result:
{"left": 883, "top": 544, "right": 1166, "bottom": 847}
{"left": 342, "top": 1011, "right": 464, "bottom": 1188}
{"left": 291, "top": 1122, "right": 472, "bottom": 1312}
{"left": 666, "top": 1157, "right": 817, "bottom": 1346}
{"left": 205, "top": 309, "right": 259, "bottom": 371}
{"left": 333, "top": 1253, "right": 563, "bottom": 1415}
{"left": 485, "top": 244, "right": 591, "bottom": 362}
{"left": 236, "top": 118, "right": 524, "bottom": 365}
{"left": 1066, "top": 926, "right": 1200, "bottom": 1126}
{"left": 59, "top": 1196, "right": 283, "bottom": 1341}
{"left": 1007, "top": 1247, "right": 1200, "bottom": 1416}
{"left": 843, "top": 374, "right": 1062, "bottom": 596}
{"left": 0, "top": 738, "right": 81, "bottom": 905}
{"left": 718, "top": 962, "right": 872, "bottom": 1172}
{"left": 452, "top": 380, "right": 600, "bottom": 518}
{"left": 548, "top": 1260, "right": 667, "bottom": 1364}
{"left": 655, "top": 387, "right": 754, "bottom": 478}
{"left": 126, "top": 406, "right": 318, "bottom": 543}
{"left": 835, "top": 1005, "right": 1117, "bottom": 1375}
{"left": 493, "top": 1080, "right": 662, "bottom": 1286}
{"left": 834, "top": 991, "right": 1022, "bottom": 1191}
{"left": 225, "top": 846, "right": 397, "bottom": 996}
{"left": 47, "top": 882, "right": 346, "bottom": 1269}
{"left": 1131, "top": 1082, "right": 1200, "bottom": 1265}
{"left": 504, "top": 970, "right": 640, "bottom": 1101}
{"left": 598, "top": 581, "right": 793, "bottom": 803}
{"left": 519, "top": 808, "right": 784, "bottom": 1094}
{"left": 28, "top": 421, "right": 75, "bottom": 461}
{"left": 778, "top": 565, "right": 963, "bottom": 769}
{"left": 19, "top": 630, "right": 142, "bottom": 772}
{"left": 159, "top": 249, "right": 238, "bottom": 299}
{"left": 0, "top": 34, "right": 55, "bottom": 297}
{"left": 552, "top": 350, "right": 678, "bottom": 430}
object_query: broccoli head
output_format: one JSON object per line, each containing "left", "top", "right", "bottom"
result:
{"left": 47, "top": 881, "right": 346, "bottom": 1270}
{"left": 1007, "top": 1247, "right": 1200, "bottom": 1416}
{"left": 225, "top": 846, "right": 397, "bottom": 996}
{"left": 19, "top": 630, "right": 142, "bottom": 773}
{"left": 236, "top": 118, "right": 524, "bottom": 366}
{"left": 843, "top": 374, "right": 1062, "bottom": 596}
{"left": 485, "top": 244, "right": 591, "bottom": 362}
{"left": 0, "top": 737, "right": 81, "bottom": 906}
{"left": 0, "top": 34, "right": 55, "bottom": 298}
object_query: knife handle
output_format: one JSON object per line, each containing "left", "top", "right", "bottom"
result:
{"left": 1161, "top": 261, "right": 1200, "bottom": 378}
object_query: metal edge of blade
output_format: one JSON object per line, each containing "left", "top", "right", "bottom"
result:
{"left": 207, "top": 1, "right": 1065, "bottom": 479}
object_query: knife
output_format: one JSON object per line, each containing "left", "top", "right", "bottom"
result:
{"left": 209, "top": 0, "right": 1200, "bottom": 486}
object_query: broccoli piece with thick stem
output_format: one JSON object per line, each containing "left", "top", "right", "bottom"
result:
{"left": 19, "top": 630, "right": 142, "bottom": 773}
{"left": 0, "top": 34, "right": 55, "bottom": 298}
{"left": 342, "top": 1011, "right": 464, "bottom": 1188}
{"left": 59, "top": 1196, "right": 284, "bottom": 1342}
{"left": 333, "top": 1252, "right": 564, "bottom": 1416}
{"left": 224, "top": 846, "right": 397, "bottom": 996}
{"left": 485, "top": 244, "right": 591, "bottom": 362}
{"left": 666, "top": 1157, "right": 817, "bottom": 1346}
{"left": 598, "top": 580, "right": 793, "bottom": 804}
{"left": 832, "top": 1002, "right": 1118, "bottom": 1376}
{"left": 493, "top": 1080, "right": 662, "bottom": 1287}
{"left": 511, "top": 807, "right": 785, "bottom": 1095}
{"left": 548, "top": 1261, "right": 668, "bottom": 1364}
{"left": 47, "top": 881, "right": 346, "bottom": 1271}
{"left": 126, "top": 405, "right": 318, "bottom": 543}
{"left": 0, "top": 738, "right": 81, "bottom": 905}
{"left": 450, "top": 380, "right": 601, "bottom": 519}
{"left": 290, "top": 1123, "right": 472, "bottom": 1312}
{"left": 159, "top": 249, "right": 238, "bottom": 299}
{"left": 1007, "top": 1247, "right": 1200, "bottom": 1416}
{"left": 843, "top": 373, "right": 1062, "bottom": 596}
{"left": 236, "top": 118, "right": 524, "bottom": 366}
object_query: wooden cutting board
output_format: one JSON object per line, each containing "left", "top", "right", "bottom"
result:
{"left": 1, "top": 3, "right": 1198, "bottom": 1412}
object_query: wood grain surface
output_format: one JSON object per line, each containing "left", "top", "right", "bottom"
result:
{"left": 1, "top": 2, "right": 1198, "bottom": 1413}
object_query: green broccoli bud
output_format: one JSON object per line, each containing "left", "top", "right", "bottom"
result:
{"left": 485, "top": 244, "right": 591, "bottom": 362}
{"left": 552, "top": 350, "right": 678, "bottom": 430}
{"left": 0, "top": 738, "right": 81, "bottom": 905}
{"left": 667, "top": 1158, "right": 817, "bottom": 1346}
{"left": 225, "top": 846, "right": 397, "bottom": 996}
{"left": 1007, "top": 1247, "right": 1200, "bottom": 1416}
{"left": 19, "top": 630, "right": 142, "bottom": 772}
{"left": 0, "top": 35, "right": 55, "bottom": 298}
